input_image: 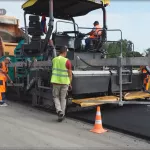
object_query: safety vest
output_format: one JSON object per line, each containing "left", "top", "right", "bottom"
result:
{"left": 51, "top": 56, "right": 70, "bottom": 85}
{"left": 0, "top": 73, "right": 6, "bottom": 93}
{"left": 140, "top": 66, "right": 150, "bottom": 90}
{"left": 1, "top": 61, "right": 8, "bottom": 74}
{"left": 90, "top": 25, "right": 102, "bottom": 38}
{"left": 0, "top": 73, "right": 6, "bottom": 101}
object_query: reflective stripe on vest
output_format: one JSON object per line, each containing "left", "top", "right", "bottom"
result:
{"left": 90, "top": 25, "right": 101, "bottom": 38}
{"left": 51, "top": 56, "right": 70, "bottom": 84}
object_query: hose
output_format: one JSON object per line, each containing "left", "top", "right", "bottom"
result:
{"left": 77, "top": 56, "right": 102, "bottom": 68}
{"left": 76, "top": 56, "right": 114, "bottom": 75}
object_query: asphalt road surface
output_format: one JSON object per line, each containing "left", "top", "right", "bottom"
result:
{"left": 0, "top": 101, "right": 150, "bottom": 149}
{"left": 69, "top": 104, "right": 150, "bottom": 139}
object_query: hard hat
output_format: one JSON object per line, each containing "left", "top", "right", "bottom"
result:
{"left": 5, "top": 57, "right": 11, "bottom": 62}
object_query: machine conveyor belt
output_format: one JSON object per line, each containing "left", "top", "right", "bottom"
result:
{"left": 72, "top": 91, "right": 150, "bottom": 107}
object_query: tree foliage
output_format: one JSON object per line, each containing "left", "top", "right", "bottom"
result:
{"left": 144, "top": 48, "right": 150, "bottom": 56}
{"left": 104, "top": 39, "right": 143, "bottom": 58}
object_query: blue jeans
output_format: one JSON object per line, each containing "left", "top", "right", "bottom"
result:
{"left": 85, "top": 38, "right": 96, "bottom": 49}
{"left": 0, "top": 92, "right": 6, "bottom": 104}
{"left": 85, "top": 38, "right": 91, "bottom": 47}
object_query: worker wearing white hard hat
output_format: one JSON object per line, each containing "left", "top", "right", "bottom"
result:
{"left": 0, "top": 57, "right": 13, "bottom": 106}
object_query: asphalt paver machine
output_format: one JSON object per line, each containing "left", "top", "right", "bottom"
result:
{"left": 7, "top": 0, "right": 150, "bottom": 111}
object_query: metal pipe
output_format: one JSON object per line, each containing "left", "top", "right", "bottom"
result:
{"left": 101, "top": 5, "right": 107, "bottom": 44}
{"left": 49, "top": 0, "right": 54, "bottom": 26}
{"left": 119, "top": 30, "right": 123, "bottom": 105}
{"left": 71, "top": 17, "right": 76, "bottom": 62}
{"left": 132, "top": 43, "right": 134, "bottom": 52}
{"left": 79, "top": 27, "right": 121, "bottom": 32}
{"left": 56, "top": 20, "right": 79, "bottom": 33}
{"left": 24, "top": 12, "right": 29, "bottom": 44}
{"left": 42, "top": 0, "right": 54, "bottom": 53}
{"left": 71, "top": 17, "right": 76, "bottom": 38}
{"left": 102, "top": 6, "right": 107, "bottom": 29}
{"left": 52, "top": 46, "right": 57, "bottom": 57}
{"left": 38, "top": 86, "right": 52, "bottom": 90}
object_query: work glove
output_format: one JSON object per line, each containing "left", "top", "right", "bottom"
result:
{"left": 10, "top": 81, "right": 14, "bottom": 86}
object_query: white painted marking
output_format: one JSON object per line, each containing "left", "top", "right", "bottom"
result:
{"left": 95, "top": 120, "right": 102, "bottom": 124}
{"left": 96, "top": 111, "right": 101, "bottom": 116}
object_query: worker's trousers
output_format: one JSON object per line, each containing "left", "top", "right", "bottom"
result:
{"left": 0, "top": 92, "right": 6, "bottom": 104}
{"left": 52, "top": 84, "right": 69, "bottom": 116}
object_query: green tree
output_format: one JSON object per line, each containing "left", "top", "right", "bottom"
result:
{"left": 144, "top": 48, "right": 150, "bottom": 56}
{"left": 105, "top": 39, "right": 143, "bottom": 58}
{"left": 126, "top": 51, "right": 143, "bottom": 57}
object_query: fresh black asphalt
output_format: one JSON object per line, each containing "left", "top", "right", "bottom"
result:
{"left": 68, "top": 104, "right": 150, "bottom": 140}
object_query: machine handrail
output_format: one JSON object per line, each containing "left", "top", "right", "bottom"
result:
{"left": 55, "top": 20, "right": 79, "bottom": 33}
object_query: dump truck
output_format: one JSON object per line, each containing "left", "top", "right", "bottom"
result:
{"left": 0, "top": 15, "right": 27, "bottom": 57}
{"left": 0, "top": 15, "right": 30, "bottom": 81}
{"left": 6, "top": 0, "right": 150, "bottom": 113}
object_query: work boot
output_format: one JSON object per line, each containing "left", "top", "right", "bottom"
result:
{"left": 0, "top": 102, "right": 8, "bottom": 107}
{"left": 58, "top": 111, "right": 63, "bottom": 122}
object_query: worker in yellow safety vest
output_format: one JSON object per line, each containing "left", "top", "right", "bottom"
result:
{"left": 0, "top": 57, "right": 13, "bottom": 106}
{"left": 85, "top": 21, "right": 102, "bottom": 49}
{"left": 51, "top": 46, "right": 72, "bottom": 122}
{"left": 140, "top": 66, "right": 150, "bottom": 91}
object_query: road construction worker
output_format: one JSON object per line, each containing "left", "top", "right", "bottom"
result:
{"left": 51, "top": 46, "right": 72, "bottom": 122}
{"left": 0, "top": 71, "right": 7, "bottom": 106}
{"left": 0, "top": 57, "right": 10, "bottom": 73}
{"left": 140, "top": 66, "right": 150, "bottom": 91}
{"left": 0, "top": 57, "right": 13, "bottom": 106}
{"left": 85, "top": 21, "right": 102, "bottom": 49}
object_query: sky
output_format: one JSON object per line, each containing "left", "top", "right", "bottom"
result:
{"left": 0, "top": 0, "right": 150, "bottom": 53}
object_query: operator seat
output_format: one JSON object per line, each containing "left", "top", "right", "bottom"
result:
{"left": 23, "top": 15, "right": 44, "bottom": 56}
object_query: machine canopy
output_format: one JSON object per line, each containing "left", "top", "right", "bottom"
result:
{"left": 22, "top": 0, "right": 110, "bottom": 20}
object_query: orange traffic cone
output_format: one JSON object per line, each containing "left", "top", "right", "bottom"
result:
{"left": 90, "top": 106, "right": 107, "bottom": 134}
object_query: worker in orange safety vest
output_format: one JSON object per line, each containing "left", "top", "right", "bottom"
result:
{"left": 140, "top": 66, "right": 150, "bottom": 91}
{"left": 85, "top": 21, "right": 102, "bottom": 49}
{"left": 0, "top": 72, "right": 7, "bottom": 106}
{"left": 0, "top": 57, "right": 13, "bottom": 106}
